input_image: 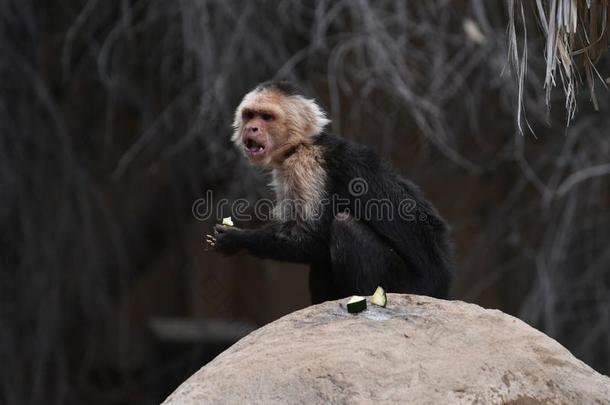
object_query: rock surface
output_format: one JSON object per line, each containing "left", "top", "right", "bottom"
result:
{"left": 163, "top": 294, "right": 610, "bottom": 404}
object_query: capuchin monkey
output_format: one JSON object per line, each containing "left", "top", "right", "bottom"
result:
{"left": 206, "top": 81, "right": 454, "bottom": 304}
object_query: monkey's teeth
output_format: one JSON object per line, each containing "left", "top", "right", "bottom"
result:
{"left": 245, "top": 138, "right": 264, "bottom": 153}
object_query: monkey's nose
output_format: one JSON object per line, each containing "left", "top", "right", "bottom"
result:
{"left": 247, "top": 126, "right": 258, "bottom": 133}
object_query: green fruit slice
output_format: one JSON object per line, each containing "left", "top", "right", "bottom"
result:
{"left": 347, "top": 295, "right": 367, "bottom": 313}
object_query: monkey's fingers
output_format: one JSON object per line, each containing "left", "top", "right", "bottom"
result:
{"left": 204, "top": 234, "right": 216, "bottom": 250}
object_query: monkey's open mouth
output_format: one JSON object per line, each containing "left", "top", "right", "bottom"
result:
{"left": 244, "top": 137, "right": 265, "bottom": 156}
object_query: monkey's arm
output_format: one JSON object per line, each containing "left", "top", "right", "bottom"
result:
{"left": 207, "top": 222, "right": 328, "bottom": 264}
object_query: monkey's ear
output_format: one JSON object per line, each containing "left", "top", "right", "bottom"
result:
{"left": 305, "top": 97, "right": 331, "bottom": 136}
{"left": 294, "top": 96, "right": 330, "bottom": 137}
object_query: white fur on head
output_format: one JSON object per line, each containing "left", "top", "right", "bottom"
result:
{"left": 231, "top": 87, "right": 330, "bottom": 147}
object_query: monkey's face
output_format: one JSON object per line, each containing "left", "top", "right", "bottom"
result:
{"left": 235, "top": 92, "right": 288, "bottom": 167}
{"left": 232, "top": 86, "right": 330, "bottom": 168}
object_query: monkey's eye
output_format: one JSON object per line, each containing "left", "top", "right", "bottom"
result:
{"left": 243, "top": 111, "right": 255, "bottom": 120}
{"left": 261, "top": 113, "right": 274, "bottom": 121}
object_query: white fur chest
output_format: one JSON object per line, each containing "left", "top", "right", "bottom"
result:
{"left": 270, "top": 145, "right": 326, "bottom": 222}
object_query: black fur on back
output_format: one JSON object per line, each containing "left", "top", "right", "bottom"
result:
{"left": 311, "top": 132, "right": 454, "bottom": 298}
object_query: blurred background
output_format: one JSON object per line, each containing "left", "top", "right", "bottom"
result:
{"left": 1, "top": 1, "right": 609, "bottom": 404}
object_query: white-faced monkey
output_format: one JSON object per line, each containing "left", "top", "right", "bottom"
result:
{"left": 206, "top": 81, "right": 454, "bottom": 304}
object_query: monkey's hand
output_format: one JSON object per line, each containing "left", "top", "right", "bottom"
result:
{"left": 205, "top": 224, "right": 245, "bottom": 255}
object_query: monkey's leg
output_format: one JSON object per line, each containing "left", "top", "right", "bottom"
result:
{"left": 329, "top": 212, "right": 411, "bottom": 298}
{"left": 309, "top": 262, "right": 340, "bottom": 304}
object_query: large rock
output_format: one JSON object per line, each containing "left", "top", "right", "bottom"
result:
{"left": 163, "top": 294, "right": 610, "bottom": 404}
